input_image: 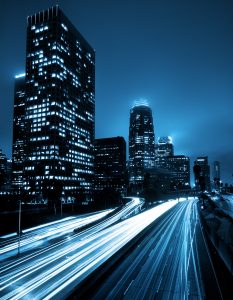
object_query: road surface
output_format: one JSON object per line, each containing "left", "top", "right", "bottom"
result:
{"left": 88, "top": 198, "right": 224, "bottom": 300}
{"left": 0, "top": 197, "right": 176, "bottom": 299}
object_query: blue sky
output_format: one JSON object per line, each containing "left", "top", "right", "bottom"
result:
{"left": 0, "top": 0, "right": 233, "bottom": 183}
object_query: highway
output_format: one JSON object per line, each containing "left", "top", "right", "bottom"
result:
{"left": 0, "top": 197, "right": 176, "bottom": 300}
{"left": 89, "top": 198, "right": 223, "bottom": 300}
{"left": 0, "top": 210, "right": 113, "bottom": 259}
{"left": 0, "top": 197, "right": 143, "bottom": 260}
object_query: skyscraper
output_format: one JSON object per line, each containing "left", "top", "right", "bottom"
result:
{"left": 213, "top": 161, "right": 220, "bottom": 180}
{"left": 94, "top": 137, "right": 126, "bottom": 196}
{"left": 129, "top": 100, "right": 155, "bottom": 189}
{"left": 165, "top": 155, "right": 190, "bottom": 189}
{"left": 12, "top": 74, "right": 26, "bottom": 191}
{"left": 194, "top": 157, "right": 211, "bottom": 191}
{"left": 23, "top": 6, "right": 95, "bottom": 203}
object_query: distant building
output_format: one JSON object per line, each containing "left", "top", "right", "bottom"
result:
{"left": 157, "top": 155, "right": 190, "bottom": 189}
{"left": 213, "top": 161, "right": 220, "bottom": 180}
{"left": 155, "top": 136, "right": 174, "bottom": 157}
{"left": 194, "top": 157, "right": 211, "bottom": 191}
{"left": 129, "top": 100, "right": 156, "bottom": 190}
{"left": 12, "top": 74, "right": 26, "bottom": 191}
{"left": 0, "top": 149, "right": 7, "bottom": 190}
{"left": 0, "top": 149, "right": 12, "bottom": 192}
{"left": 21, "top": 6, "right": 95, "bottom": 203}
{"left": 155, "top": 136, "right": 174, "bottom": 169}
{"left": 94, "top": 137, "right": 126, "bottom": 196}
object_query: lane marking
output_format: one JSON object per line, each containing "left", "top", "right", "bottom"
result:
{"left": 124, "top": 279, "right": 134, "bottom": 295}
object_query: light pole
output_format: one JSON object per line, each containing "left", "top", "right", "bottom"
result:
{"left": 61, "top": 198, "right": 63, "bottom": 218}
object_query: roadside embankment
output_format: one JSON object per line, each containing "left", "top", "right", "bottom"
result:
{"left": 198, "top": 196, "right": 233, "bottom": 276}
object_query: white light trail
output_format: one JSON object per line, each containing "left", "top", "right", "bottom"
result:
{"left": 0, "top": 198, "right": 177, "bottom": 299}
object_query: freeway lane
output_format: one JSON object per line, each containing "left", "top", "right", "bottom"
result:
{"left": 0, "top": 197, "right": 143, "bottom": 260}
{"left": 89, "top": 198, "right": 223, "bottom": 300}
{"left": 0, "top": 210, "right": 113, "bottom": 259}
{"left": 0, "top": 198, "right": 176, "bottom": 300}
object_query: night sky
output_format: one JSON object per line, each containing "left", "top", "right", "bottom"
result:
{"left": 1, "top": 0, "right": 233, "bottom": 183}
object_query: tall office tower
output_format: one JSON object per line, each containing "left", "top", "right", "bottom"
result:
{"left": 213, "top": 161, "right": 220, "bottom": 180}
{"left": 194, "top": 157, "right": 211, "bottom": 191}
{"left": 129, "top": 100, "right": 155, "bottom": 188}
{"left": 12, "top": 74, "right": 26, "bottom": 191}
{"left": 94, "top": 137, "right": 126, "bottom": 196}
{"left": 24, "top": 6, "right": 95, "bottom": 203}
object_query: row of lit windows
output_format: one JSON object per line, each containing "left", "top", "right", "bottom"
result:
{"left": 31, "top": 25, "right": 49, "bottom": 32}
{"left": 30, "top": 136, "right": 49, "bottom": 142}
{"left": 28, "top": 154, "right": 93, "bottom": 164}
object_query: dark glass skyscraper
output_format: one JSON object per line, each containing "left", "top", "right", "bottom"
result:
{"left": 94, "top": 137, "right": 126, "bottom": 196}
{"left": 194, "top": 156, "right": 211, "bottom": 191}
{"left": 213, "top": 161, "right": 220, "bottom": 180}
{"left": 23, "top": 6, "right": 95, "bottom": 203}
{"left": 129, "top": 101, "right": 155, "bottom": 188}
{"left": 12, "top": 74, "right": 26, "bottom": 191}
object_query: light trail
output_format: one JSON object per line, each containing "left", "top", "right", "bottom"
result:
{"left": 0, "top": 198, "right": 177, "bottom": 299}
{"left": 93, "top": 198, "right": 206, "bottom": 300}
{"left": 0, "top": 210, "right": 113, "bottom": 258}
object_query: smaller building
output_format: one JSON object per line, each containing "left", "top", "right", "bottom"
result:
{"left": 168, "top": 155, "right": 190, "bottom": 189}
{"left": 194, "top": 156, "right": 211, "bottom": 191}
{"left": 155, "top": 136, "right": 174, "bottom": 158}
{"left": 155, "top": 155, "right": 190, "bottom": 190}
{"left": 213, "top": 161, "right": 220, "bottom": 180}
{"left": 0, "top": 149, "right": 12, "bottom": 192}
{"left": 94, "top": 137, "right": 126, "bottom": 196}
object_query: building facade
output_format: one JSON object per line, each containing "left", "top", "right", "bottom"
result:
{"left": 12, "top": 74, "right": 26, "bottom": 191}
{"left": 0, "top": 149, "right": 7, "bottom": 191}
{"left": 129, "top": 101, "right": 156, "bottom": 189}
{"left": 23, "top": 6, "right": 95, "bottom": 203}
{"left": 194, "top": 156, "right": 211, "bottom": 191}
{"left": 0, "top": 149, "right": 12, "bottom": 192}
{"left": 155, "top": 136, "right": 174, "bottom": 158}
{"left": 213, "top": 161, "right": 220, "bottom": 180}
{"left": 94, "top": 137, "right": 126, "bottom": 196}
{"left": 156, "top": 155, "right": 190, "bottom": 190}
{"left": 155, "top": 136, "right": 174, "bottom": 169}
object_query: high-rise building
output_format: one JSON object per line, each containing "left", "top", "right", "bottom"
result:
{"left": 194, "top": 157, "right": 210, "bottom": 191}
{"left": 94, "top": 137, "right": 126, "bottom": 196}
{"left": 156, "top": 155, "right": 190, "bottom": 189}
{"left": 12, "top": 74, "right": 26, "bottom": 191}
{"left": 23, "top": 6, "right": 95, "bottom": 203}
{"left": 213, "top": 161, "right": 220, "bottom": 180}
{"left": 129, "top": 100, "right": 155, "bottom": 189}
{"left": 166, "top": 155, "right": 190, "bottom": 189}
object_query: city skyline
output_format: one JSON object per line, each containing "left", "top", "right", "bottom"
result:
{"left": 1, "top": 0, "right": 233, "bottom": 183}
